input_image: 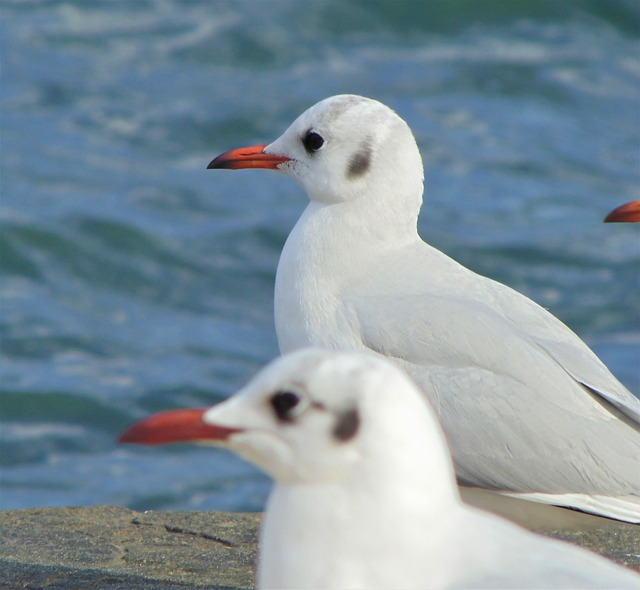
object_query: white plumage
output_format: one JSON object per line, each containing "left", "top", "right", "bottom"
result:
{"left": 121, "top": 349, "right": 640, "bottom": 589}
{"left": 208, "top": 95, "right": 639, "bottom": 522}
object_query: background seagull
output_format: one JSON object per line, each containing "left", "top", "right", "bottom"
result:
{"left": 207, "top": 95, "right": 640, "bottom": 523}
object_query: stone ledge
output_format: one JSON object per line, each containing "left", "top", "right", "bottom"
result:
{"left": 0, "top": 505, "right": 637, "bottom": 589}
{"left": 0, "top": 506, "right": 259, "bottom": 590}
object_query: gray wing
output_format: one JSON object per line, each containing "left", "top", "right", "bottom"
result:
{"left": 480, "top": 273, "right": 640, "bottom": 422}
{"left": 348, "top": 291, "right": 640, "bottom": 503}
{"left": 535, "top": 337, "right": 640, "bottom": 422}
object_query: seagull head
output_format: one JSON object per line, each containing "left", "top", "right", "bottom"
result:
{"left": 208, "top": 95, "right": 425, "bottom": 212}
{"left": 120, "top": 348, "right": 454, "bottom": 489}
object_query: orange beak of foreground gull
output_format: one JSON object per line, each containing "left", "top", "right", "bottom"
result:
{"left": 119, "top": 408, "right": 241, "bottom": 445}
{"left": 604, "top": 199, "right": 640, "bottom": 223}
{"left": 207, "top": 144, "right": 290, "bottom": 170}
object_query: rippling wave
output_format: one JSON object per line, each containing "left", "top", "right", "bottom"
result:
{"left": 2, "top": 0, "right": 638, "bottom": 511}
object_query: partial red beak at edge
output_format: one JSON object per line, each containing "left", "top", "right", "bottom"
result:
{"left": 604, "top": 200, "right": 640, "bottom": 223}
{"left": 119, "top": 408, "right": 242, "bottom": 446}
{"left": 207, "top": 144, "right": 290, "bottom": 170}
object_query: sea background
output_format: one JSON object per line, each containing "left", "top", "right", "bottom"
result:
{"left": 1, "top": 0, "right": 639, "bottom": 513}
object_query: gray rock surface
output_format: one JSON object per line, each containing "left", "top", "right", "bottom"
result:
{"left": 0, "top": 505, "right": 638, "bottom": 589}
{"left": 0, "top": 506, "right": 259, "bottom": 589}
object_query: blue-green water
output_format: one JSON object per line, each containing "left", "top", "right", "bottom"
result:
{"left": 1, "top": 0, "right": 639, "bottom": 512}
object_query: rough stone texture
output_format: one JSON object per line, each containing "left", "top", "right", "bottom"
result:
{"left": 0, "top": 505, "right": 638, "bottom": 589}
{"left": 548, "top": 526, "right": 640, "bottom": 573}
{"left": 0, "top": 506, "right": 259, "bottom": 589}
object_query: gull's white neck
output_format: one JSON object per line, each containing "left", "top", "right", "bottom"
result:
{"left": 274, "top": 196, "right": 421, "bottom": 353}
{"left": 258, "top": 443, "right": 460, "bottom": 589}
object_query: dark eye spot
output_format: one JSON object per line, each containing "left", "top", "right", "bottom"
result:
{"left": 347, "top": 146, "right": 371, "bottom": 178}
{"left": 302, "top": 130, "right": 325, "bottom": 154}
{"left": 333, "top": 408, "right": 360, "bottom": 441}
{"left": 270, "top": 391, "right": 301, "bottom": 422}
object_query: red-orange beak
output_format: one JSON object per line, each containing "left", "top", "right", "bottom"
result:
{"left": 207, "top": 144, "right": 290, "bottom": 170}
{"left": 119, "top": 408, "right": 242, "bottom": 446}
{"left": 604, "top": 200, "right": 640, "bottom": 223}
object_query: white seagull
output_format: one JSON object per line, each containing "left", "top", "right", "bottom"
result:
{"left": 207, "top": 95, "right": 640, "bottom": 523}
{"left": 120, "top": 349, "right": 640, "bottom": 589}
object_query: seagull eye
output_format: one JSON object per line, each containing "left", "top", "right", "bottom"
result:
{"left": 302, "top": 130, "right": 325, "bottom": 153}
{"left": 270, "top": 390, "right": 302, "bottom": 422}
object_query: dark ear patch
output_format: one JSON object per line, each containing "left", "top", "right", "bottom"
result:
{"left": 333, "top": 408, "right": 360, "bottom": 441}
{"left": 347, "top": 146, "right": 372, "bottom": 179}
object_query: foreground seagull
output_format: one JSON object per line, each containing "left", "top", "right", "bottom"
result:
{"left": 207, "top": 95, "right": 640, "bottom": 522}
{"left": 120, "top": 349, "right": 640, "bottom": 589}
{"left": 605, "top": 200, "right": 640, "bottom": 222}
